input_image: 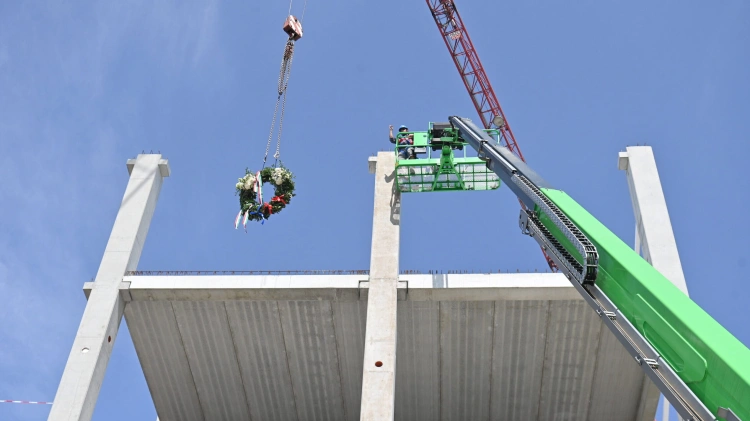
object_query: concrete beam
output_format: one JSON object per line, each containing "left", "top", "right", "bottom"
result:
{"left": 48, "top": 154, "right": 169, "bottom": 421}
{"left": 360, "top": 152, "right": 400, "bottom": 421}
{"left": 620, "top": 146, "right": 688, "bottom": 421}
{"left": 103, "top": 273, "right": 576, "bottom": 302}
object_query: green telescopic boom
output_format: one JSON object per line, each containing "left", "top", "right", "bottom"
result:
{"left": 449, "top": 115, "right": 750, "bottom": 421}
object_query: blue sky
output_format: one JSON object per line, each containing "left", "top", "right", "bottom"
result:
{"left": 0, "top": 0, "right": 748, "bottom": 420}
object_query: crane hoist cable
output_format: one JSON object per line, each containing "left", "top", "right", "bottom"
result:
{"left": 288, "top": 0, "right": 309, "bottom": 20}
{"left": 261, "top": 2, "right": 306, "bottom": 169}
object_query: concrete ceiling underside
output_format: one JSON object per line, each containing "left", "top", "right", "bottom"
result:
{"left": 121, "top": 274, "right": 652, "bottom": 421}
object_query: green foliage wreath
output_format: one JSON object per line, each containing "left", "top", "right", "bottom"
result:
{"left": 235, "top": 165, "right": 296, "bottom": 222}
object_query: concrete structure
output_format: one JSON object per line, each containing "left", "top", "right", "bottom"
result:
{"left": 360, "top": 152, "right": 400, "bottom": 420}
{"left": 48, "top": 154, "right": 170, "bottom": 421}
{"left": 619, "top": 146, "right": 690, "bottom": 421}
{"left": 48, "top": 150, "right": 691, "bottom": 421}
{"left": 108, "top": 272, "right": 653, "bottom": 421}
{"left": 619, "top": 146, "right": 688, "bottom": 295}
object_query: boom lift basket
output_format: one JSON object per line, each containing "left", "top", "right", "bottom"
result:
{"left": 394, "top": 122, "right": 502, "bottom": 193}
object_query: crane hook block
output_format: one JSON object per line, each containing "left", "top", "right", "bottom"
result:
{"left": 283, "top": 15, "right": 303, "bottom": 41}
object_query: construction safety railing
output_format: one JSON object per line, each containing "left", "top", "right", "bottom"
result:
{"left": 123, "top": 269, "right": 554, "bottom": 276}
{"left": 392, "top": 128, "right": 501, "bottom": 161}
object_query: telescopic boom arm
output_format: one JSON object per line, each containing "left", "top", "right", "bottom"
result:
{"left": 448, "top": 115, "right": 749, "bottom": 421}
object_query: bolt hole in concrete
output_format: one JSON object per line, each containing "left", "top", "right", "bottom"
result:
{"left": 81, "top": 347, "right": 90, "bottom": 353}
{"left": 375, "top": 361, "right": 383, "bottom": 367}
{"left": 108, "top": 336, "right": 112, "bottom": 343}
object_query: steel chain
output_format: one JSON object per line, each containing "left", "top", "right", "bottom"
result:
{"left": 264, "top": 97, "right": 281, "bottom": 165}
{"left": 263, "top": 38, "right": 295, "bottom": 166}
{"left": 274, "top": 44, "right": 294, "bottom": 160}
{"left": 279, "top": 40, "right": 294, "bottom": 94}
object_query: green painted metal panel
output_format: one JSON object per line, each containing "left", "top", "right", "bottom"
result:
{"left": 539, "top": 187, "right": 750, "bottom": 420}
{"left": 393, "top": 128, "right": 501, "bottom": 193}
{"left": 412, "top": 132, "right": 428, "bottom": 147}
{"left": 394, "top": 158, "right": 501, "bottom": 193}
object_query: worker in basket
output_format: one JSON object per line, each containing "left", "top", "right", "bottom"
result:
{"left": 389, "top": 125, "right": 415, "bottom": 160}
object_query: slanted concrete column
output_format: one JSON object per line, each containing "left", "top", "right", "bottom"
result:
{"left": 619, "top": 146, "right": 688, "bottom": 421}
{"left": 360, "top": 152, "right": 400, "bottom": 421}
{"left": 48, "top": 154, "right": 170, "bottom": 421}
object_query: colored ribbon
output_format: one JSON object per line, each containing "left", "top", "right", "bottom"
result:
{"left": 255, "top": 171, "right": 263, "bottom": 203}
{"left": 234, "top": 210, "right": 243, "bottom": 229}
{"left": 262, "top": 202, "right": 273, "bottom": 215}
{"left": 247, "top": 204, "right": 266, "bottom": 225}
{"left": 242, "top": 209, "right": 250, "bottom": 232}
{"left": 1, "top": 400, "right": 52, "bottom": 405}
{"left": 271, "top": 195, "right": 287, "bottom": 205}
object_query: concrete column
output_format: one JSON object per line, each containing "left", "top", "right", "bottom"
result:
{"left": 360, "top": 152, "right": 400, "bottom": 421}
{"left": 619, "top": 146, "right": 688, "bottom": 421}
{"left": 618, "top": 146, "right": 689, "bottom": 294}
{"left": 48, "top": 154, "right": 170, "bottom": 421}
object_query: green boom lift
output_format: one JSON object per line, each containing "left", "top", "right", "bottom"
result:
{"left": 394, "top": 116, "right": 750, "bottom": 421}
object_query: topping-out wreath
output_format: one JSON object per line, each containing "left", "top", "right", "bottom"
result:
{"left": 234, "top": 165, "right": 295, "bottom": 228}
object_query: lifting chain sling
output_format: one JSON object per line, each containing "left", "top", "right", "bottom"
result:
{"left": 262, "top": 38, "right": 295, "bottom": 168}
{"left": 261, "top": 1, "right": 305, "bottom": 168}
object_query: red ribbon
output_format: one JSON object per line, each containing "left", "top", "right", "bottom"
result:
{"left": 262, "top": 203, "right": 273, "bottom": 215}
{"left": 271, "top": 195, "right": 287, "bottom": 205}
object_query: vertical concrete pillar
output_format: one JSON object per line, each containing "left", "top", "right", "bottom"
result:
{"left": 619, "top": 146, "right": 688, "bottom": 421}
{"left": 48, "top": 154, "right": 170, "bottom": 421}
{"left": 618, "top": 146, "right": 689, "bottom": 294}
{"left": 360, "top": 152, "right": 400, "bottom": 421}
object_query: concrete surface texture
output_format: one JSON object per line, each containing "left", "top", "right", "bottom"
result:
{"left": 360, "top": 152, "right": 400, "bottom": 421}
{"left": 120, "top": 272, "right": 651, "bottom": 421}
{"left": 619, "top": 146, "right": 688, "bottom": 295}
{"left": 48, "top": 154, "right": 169, "bottom": 421}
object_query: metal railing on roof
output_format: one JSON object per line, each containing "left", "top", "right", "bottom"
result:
{"left": 123, "top": 268, "right": 551, "bottom": 276}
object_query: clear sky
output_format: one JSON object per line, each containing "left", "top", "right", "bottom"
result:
{"left": 1, "top": 0, "right": 748, "bottom": 420}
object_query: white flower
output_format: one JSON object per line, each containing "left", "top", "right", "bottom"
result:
{"left": 272, "top": 168, "right": 287, "bottom": 185}
{"left": 243, "top": 174, "right": 256, "bottom": 190}
{"left": 236, "top": 173, "right": 256, "bottom": 191}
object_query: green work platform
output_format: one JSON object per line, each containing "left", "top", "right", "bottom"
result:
{"left": 393, "top": 123, "right": 502, "bottom": 193}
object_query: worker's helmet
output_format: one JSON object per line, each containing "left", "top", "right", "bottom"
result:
{"left": 399, "top": 125, "right": 408, "bottom": 131}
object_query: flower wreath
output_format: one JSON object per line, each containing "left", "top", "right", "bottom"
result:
{"left": 234, "top": 165, "right": 295, "bottom": 228}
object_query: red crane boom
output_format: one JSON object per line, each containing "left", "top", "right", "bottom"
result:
{"left": 426, "top": 0, "right": 523, "bottom": 159}
{"left": 426, "top": 0, "right": 558, "bottom": 271}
